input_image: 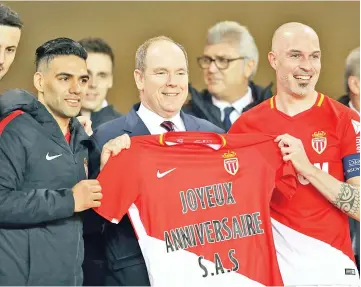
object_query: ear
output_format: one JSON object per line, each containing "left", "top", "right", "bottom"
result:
{"left": 244, "top": 59, "right": 255, "bottom": 79}
{"left": 348, "top": 76, "right": 360, "bottom": 96}
{"left": 33, "top": 72, "right": 44, "bottom": 93}
{"left": 268, "top": 51, "right": 277, "bottom": 71}
{"left": 134, "top": 69, "right": 145, "bottom": 91}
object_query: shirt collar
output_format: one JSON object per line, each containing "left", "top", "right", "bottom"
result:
{"left": 211, "top": 86, "right": 253, "bottom": 113}
{"left": 137, "top": 103, "right": 183, "bottom": 131}
{"left": 349, "top": 100, "right": 360, "bottom": 115}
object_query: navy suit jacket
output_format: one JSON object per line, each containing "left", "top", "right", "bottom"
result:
{"left": 87, "top": 103, "right": 224, "bottom": 271}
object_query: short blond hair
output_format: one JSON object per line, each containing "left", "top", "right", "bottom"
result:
{"left": 135, "top": 36, "right": 188, "bottom": 72}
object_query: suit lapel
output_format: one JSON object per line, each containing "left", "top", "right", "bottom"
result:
{"left": 124, "top": 104, "right": 151, "bottom": 136}
{"left": 181, "top": 111, "right": 200, "bottom": 131}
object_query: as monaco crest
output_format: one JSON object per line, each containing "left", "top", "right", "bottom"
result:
{"left": 223, "top": 151, "right": 239, "bottom": 175}
{"left": 311, "top": 131, "right": 327, "bottom": 154}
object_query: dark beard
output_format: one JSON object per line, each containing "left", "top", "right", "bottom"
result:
{"left": 298, "top": 83, "right": 309, "bottom": 88}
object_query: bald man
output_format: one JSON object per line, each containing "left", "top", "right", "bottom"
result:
{"left": 230, "top": 22, "right": 360, "bottom": 285}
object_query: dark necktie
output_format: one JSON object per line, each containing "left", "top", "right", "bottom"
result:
{"left": 223, "top": 106, "right": 235, "bottom": 131}
{"left": 160, "top": 121, "right": 175, "bottom": 132}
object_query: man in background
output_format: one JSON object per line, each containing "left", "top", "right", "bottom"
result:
{"left": 183, "top": 21, "right": 272, "bottom": 131}
{"left": 0, "top": 3, "right": 22, "bottom": 82}
{"left": 338, "top": 47, "right": 360, "bottom": 114}
{"left": 79, "top": 37, "right": 121, "bottom": 129}
{"left": 338, "top": 47, "right": 360, "bottom": 271}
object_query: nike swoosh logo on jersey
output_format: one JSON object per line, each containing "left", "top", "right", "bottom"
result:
{"left": 157, "top": 168, "right": 176, "bottom": 178}
{"left": 46, "top": 153, "right": 62, "bottom": 161}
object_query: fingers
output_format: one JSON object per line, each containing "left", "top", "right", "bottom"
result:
{"left": 91, "top": 184, "right": 102, "bottom": 193}
{"left": 283, "top": 154, "right": 291, "bottom": 162}
{"left": 91, "top": 192, "right": 103, "bottom": 200}
{"left": 86, "top": 179, "right": 100, "bottom": 185}
{"left": 275, "top": 133, "right": 290, "bottom": 142}
{"left": 280, "top": 146, "right": 292, "bottom": 155}
{"left": 91, "top": 201, "right": 101, "bottom": 208}
{"left": 84, "top": 119, "right": 92, "bottom": 128}
{"left": 275, "top": 134, "right": 303, "bottom": 149}
{"left": 103, "top": 134, "right": 131, "bottom": 157}
{"left": 85, "top": 127, "right": 93, "bottom": 137}
{"left": 113, "top": 134, "right": 131, "bottom": 152}
{"left": 278, "top": 140, "right": 286, "bottom": 148}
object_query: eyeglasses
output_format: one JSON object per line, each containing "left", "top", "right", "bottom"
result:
{"left": 197, "top": 56, "right": 247, "bottom": 70}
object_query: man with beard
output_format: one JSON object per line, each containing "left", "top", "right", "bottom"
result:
{"left": 229, "top": 22, "right": 360, "bottom": 286}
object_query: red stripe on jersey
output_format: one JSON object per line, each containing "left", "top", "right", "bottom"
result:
{"left": 0, "top": 110, "right": 24, "bottom": 135}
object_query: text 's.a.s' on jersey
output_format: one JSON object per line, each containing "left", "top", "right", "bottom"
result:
{"left": 229, "top": 93, "right": 360, "bottom": 286}
{"left": 94, "top": 132, "right": 297, "bottom": 287}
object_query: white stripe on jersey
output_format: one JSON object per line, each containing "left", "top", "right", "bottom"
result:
{"left": 272, "top": 218, "right": 359, "bottom": 286}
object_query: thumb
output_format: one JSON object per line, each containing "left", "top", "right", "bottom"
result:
{"left": 100, "top": 147, "right": 112, "bottom": 171}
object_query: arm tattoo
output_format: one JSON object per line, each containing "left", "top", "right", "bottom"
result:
{"left": 333, "top": 183, "right": 360, "bottom": 217}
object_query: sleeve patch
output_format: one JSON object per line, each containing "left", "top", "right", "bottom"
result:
{"left": 343, "top": 153, "right": 360, "bottom": 180}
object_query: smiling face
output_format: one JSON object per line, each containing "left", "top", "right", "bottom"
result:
{"left": 269, "top": 24, "right": 321, "bottom": 98}
{"left": 134, "top": 40, "right": 188, "bottom": 118}
{"left": 34, "top": 55, "right": 89, "bottom": 121}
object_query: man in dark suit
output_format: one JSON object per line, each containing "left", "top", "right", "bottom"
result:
{"left": 183, "top": 21, "right": 273, "bottom": 131}
{"left": 78, "top": 37, "right": 122, "bottom": 131}
{"left": 87, "top": 36, "right": 223, "bottom": 286}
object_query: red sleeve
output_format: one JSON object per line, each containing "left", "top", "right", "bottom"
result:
{"left": 228, "top": 114, "right": 249, "bottom": 134}
{"left": 229, "top": 113, "right": 265, "bottom": 134}
{"left": 257, "top": 139, "right": 297, "bottom": 200}
{"left": 93, "top": 147, "right": 140, "bottom": 224}
{"left": 338, "top": 110, "right": 360, "bottom": 158}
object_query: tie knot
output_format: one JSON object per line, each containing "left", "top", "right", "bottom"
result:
{"left": 160, "top": 121, "right": 175, "bottom": 132}
{"left": 224, "top": 106, "right": 235, "bottom": 117}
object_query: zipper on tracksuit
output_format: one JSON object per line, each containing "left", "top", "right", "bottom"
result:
{"left": 73, "top": 150, "right": 81, "bottom": 286}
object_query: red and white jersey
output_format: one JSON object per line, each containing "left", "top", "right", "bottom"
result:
{"left": 230, "top": 93, "right": 360, "bottom": 286}
{"left": 95, "top": 132, "right": 297, "bottom": 287}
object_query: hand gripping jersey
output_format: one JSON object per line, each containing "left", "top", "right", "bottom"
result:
{"left": 229, "top": 93, "right": 360, "bottom": 286}
{"left": 95, "top": 132, "right": 297, "bottom": 287}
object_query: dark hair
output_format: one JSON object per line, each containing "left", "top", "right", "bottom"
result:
{"left": 0, "top": 4, "right": 23, "bottom": 29}
{"left": 78, "top": 37, "right": 115, "bottom": 66}
{"left": 35, "top": 37, "right": 88, "bottom": 70}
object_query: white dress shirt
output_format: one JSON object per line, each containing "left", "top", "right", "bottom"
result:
{"left": 349, "top": 100, "right": 360, "bottom": 115}
{"left": 137, "top": 103, "right": 186, "bottom": 135}
{"left": 211, "top": 86, "right": 253, "bottom": 124}
{"left": 102, "top": 100, "right": 108, "bottom": 108}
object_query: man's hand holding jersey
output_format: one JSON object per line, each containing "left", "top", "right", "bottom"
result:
{"left": 77, "top": 116, "right": 93, "bottom": 136}
{"left": 71, "top": 134, "right": 132, "bottom": 212}
{"left": 100, "top": 134, "right": 131, "bottom": 170}
{"left": 72, "top": 180, "right": 102, "bottom": 212}
{"left": 276, "top": 133, "right": 360, "bottom": 221}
